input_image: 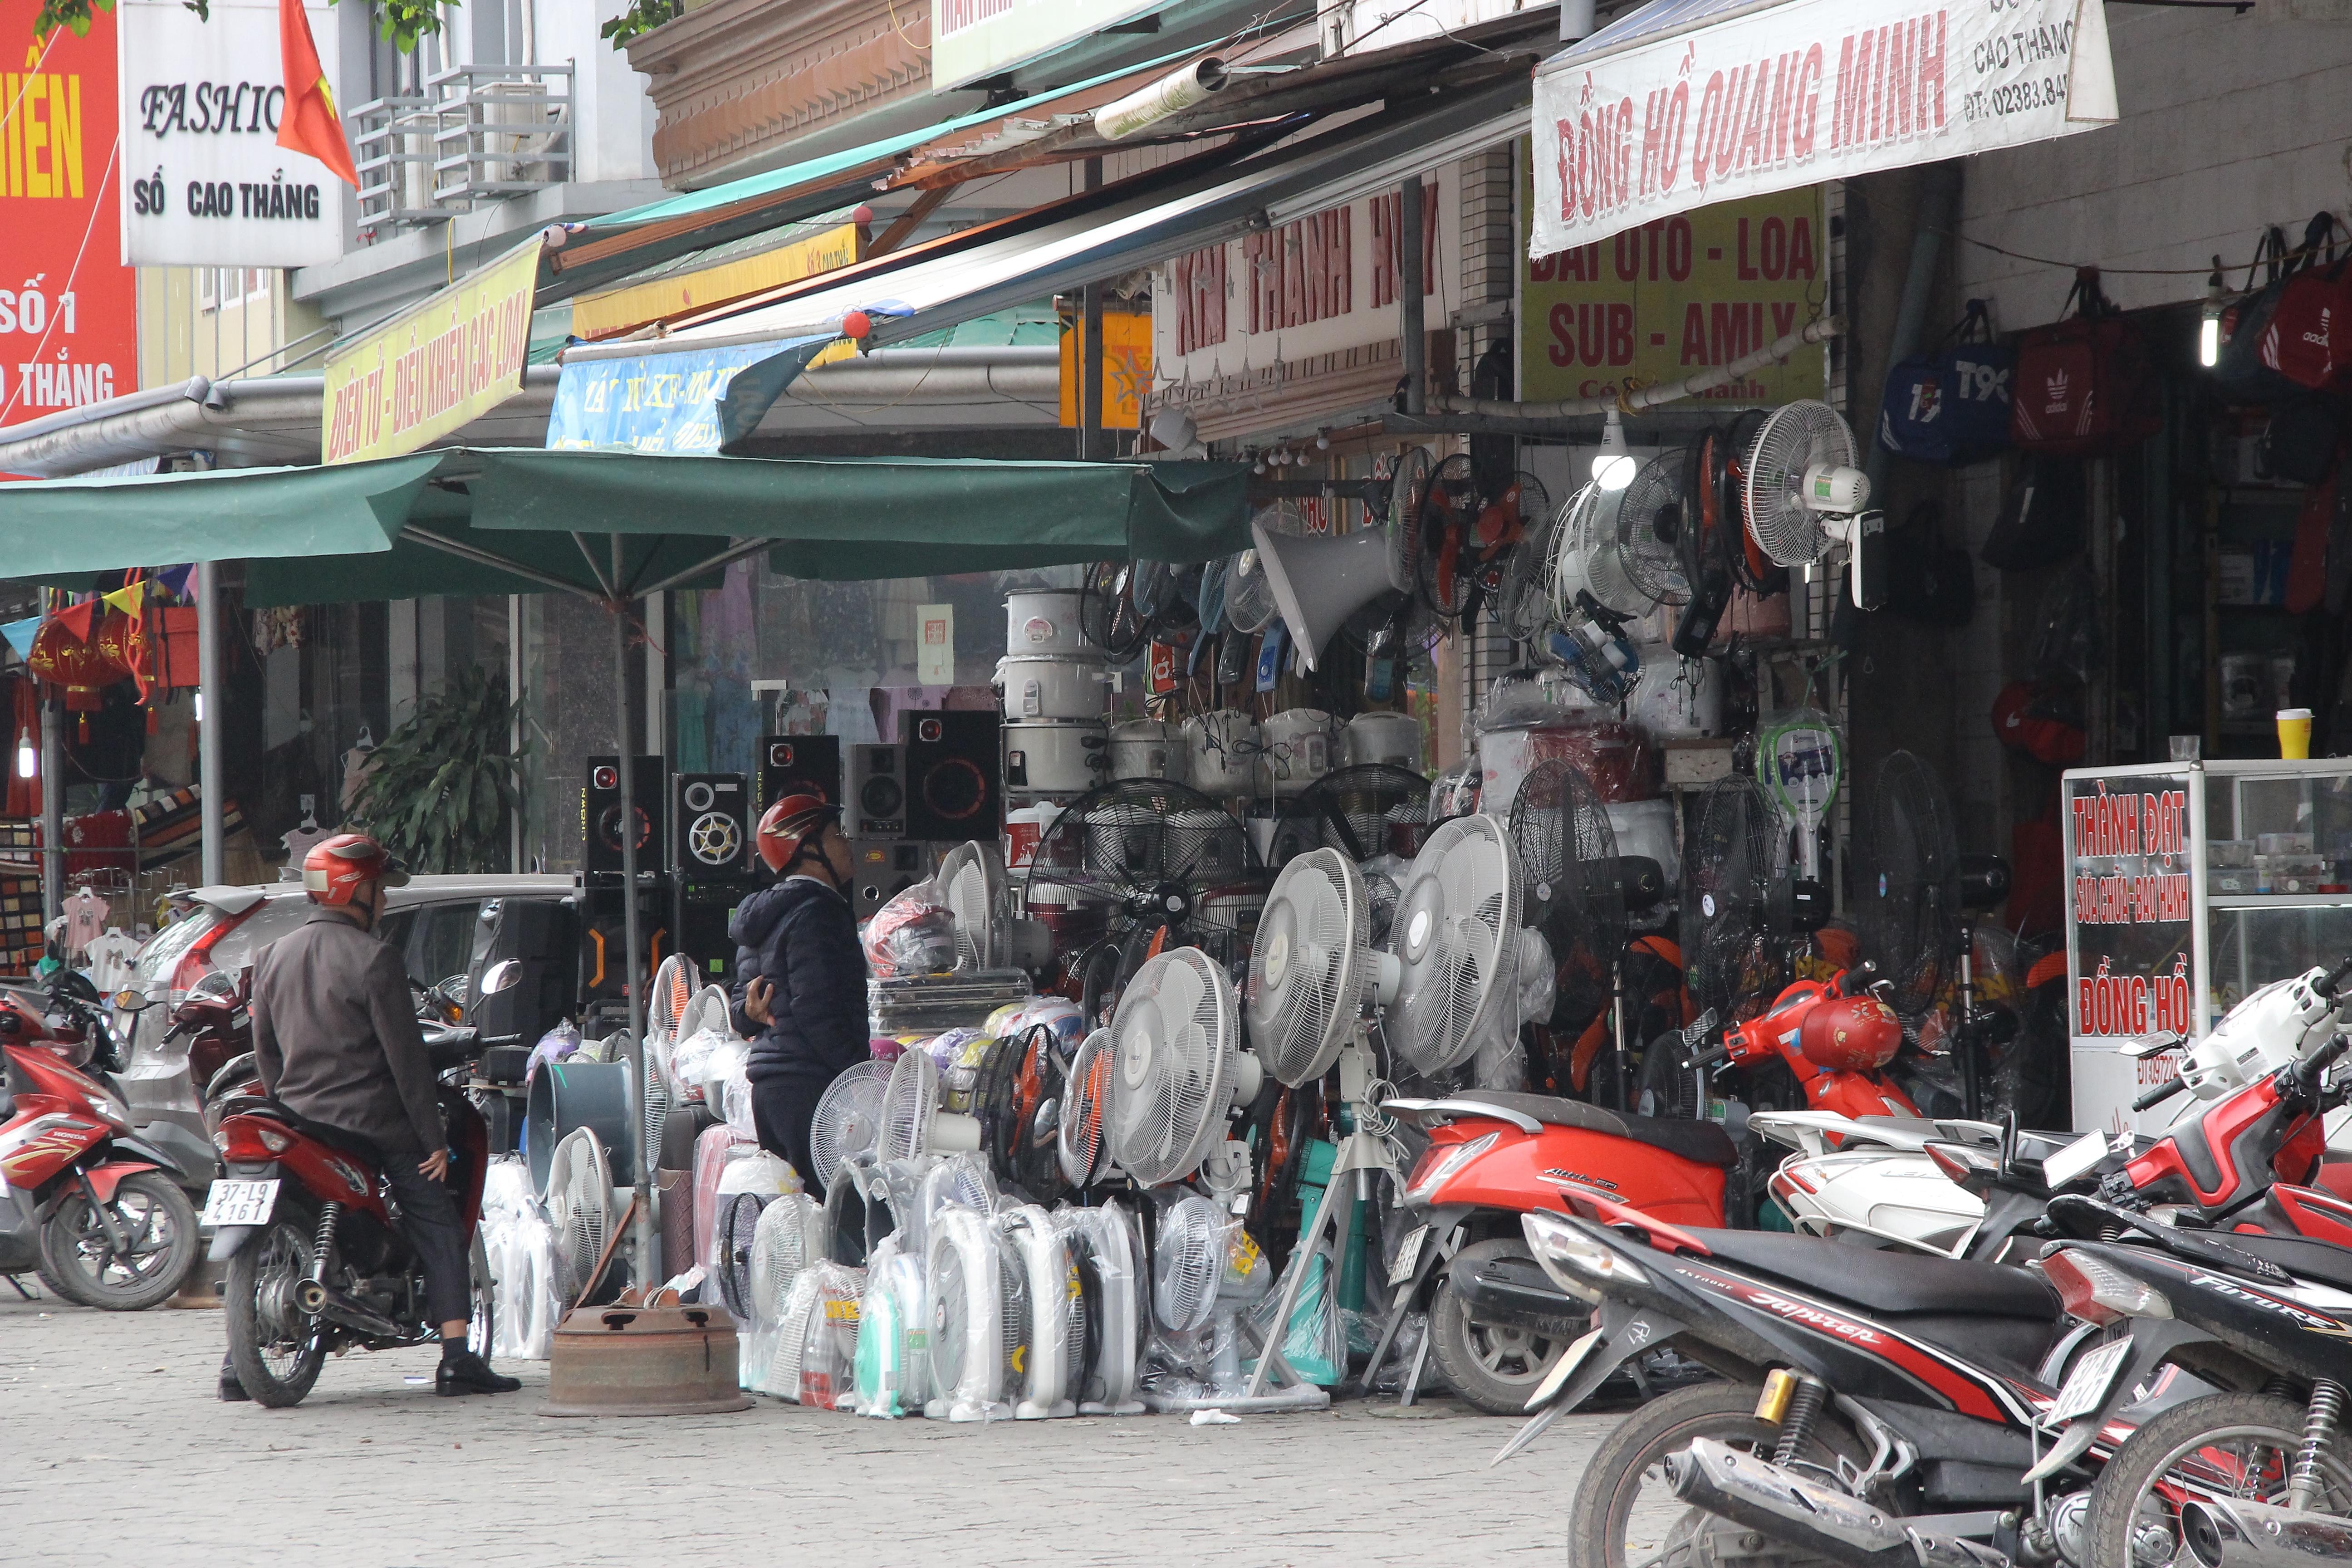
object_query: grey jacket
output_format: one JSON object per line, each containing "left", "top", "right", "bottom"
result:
{"left": 251, "top": 907, "right": 443, "bottom": 1156}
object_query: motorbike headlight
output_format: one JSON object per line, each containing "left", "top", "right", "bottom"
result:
{"left": 1523, "top": 1209, "right": 1650, "bottom": 1301}
{"left": 94, "top": 1090, "right": 133, "bottom": 1131}
{"left": 1403, "top": 1131, "right": 1499, "bottom": 1202}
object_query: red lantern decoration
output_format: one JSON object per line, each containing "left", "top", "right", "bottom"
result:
{"left": 28, "top": 615, "right": 132, "bottom": 738}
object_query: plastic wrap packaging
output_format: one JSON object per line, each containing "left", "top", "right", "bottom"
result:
{"left": 864, "top": 878, "right": 960, "bottom": 979}
{"left": 853, "top": 1238, "right": 931, "bottom": 1419}
{"left": 999, "top": 1205, "right": 1082, "bottom": 1419}
{"left": 924, "top": 1204, "right": 1015, "bottom": 1422}
{"left": 1140, "top": 1192, "right": 1243, "bottom": 1401}
{"left": 1362, "top": 1311, "right": 1438, "bottom": 1396}
{"left": 1054, "top": 1201, "right": 1147, "bottom": 1415}
{"left": 925, "top": 1027, "right": 993, "bottom": 1112}
{"left": 708, "top": 1151, "right": 802, "bottom": 1322}
{"left": 690, "top": 1122, "right": 756, "bottom": 1277}
{"left": 1482, "top": 720, "right": 1661, "bottom": 812}
{"left": 524, "top": 1020, "right": 581, "bottom": 1080}
{"left": 1476, "top": 669, "right": 1576, "bottom": 733}
{"left": 741, "top": 1192, "right": 823, "bottom": 1388}
{"left": 1247, "top": 1231, "right": 1344, "bottom": 1387}
{"left": 982, "top": 995, "right": 1087, "bottom": 1052}
{"left": 765, "top": 1259, "right": 865, "bottom": 1408}
{"left": 919, "top": 1152, "right": 998, "bottom": 1240}
{"left": 1427, "top": 760, "right": 1480, "bottom": 823}
{"left": 480, "top": 1156, "right": 560, "bottom": 1360}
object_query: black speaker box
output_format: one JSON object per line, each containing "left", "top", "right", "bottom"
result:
{"left": 583, "top": 755, "right": 665, "bottom": 882}
{"left": 902, "top": 711, "right": 1001, "bottom": 843}
{"left": 845, "top": 742, "right": 906, "bottom": 838}
{"left": 671, "top": 772, "right": 753, "bottom": 881}
{"left": 756, "top": 735, "right": 844, "bottom": 813}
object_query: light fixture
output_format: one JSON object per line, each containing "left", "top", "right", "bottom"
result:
{"left": 1591, "top": 408, "right": 1637, "bottom": 492}
{"left": 13, "top": 727, "right": 32, "bottom": 780}
{"left": 193, "top": 691, "right": 204, "bottom": 723}
{"left": 2200, "top": 255, "right": 2224, "bottom": 369}
{"left": 1251, "top": 451, "right": 1267, "bottom": 475}
{"left": 1314, "top": 428, "right": 1331, "bottom": 451}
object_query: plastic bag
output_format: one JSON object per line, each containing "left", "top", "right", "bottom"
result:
{"left": 853, "top": 1238, "right": 930, "bottom": 1418}
{"left": 742, "top": 1193, "right": 823, "bottom": 1390}
{"left": 480, "top": 1156, "right": 560, "bottom": 1360}
{"left": 764, "top": 1259, "right": 865, "bottom": 1406}
{"left": 864, "top": 878, "right": 959, "bottom": 979}
{"left": 927, "top": 1027, "right": 993, "bottom": 1112}
{"left": 691, "top": 1123, "right": 756, "bottom": 1276}
{"left": 524, "top": 1020, "right": 580, "bottom": 1080}
{"left": 922, "top": 1205, "right": 1013, "bottom": 1422}
{"left": 983, "top": 995, "right": 1086, "bottom": 1052}
{"left": 1247, "top": 1231, "right": 1344, "bottom": 1388}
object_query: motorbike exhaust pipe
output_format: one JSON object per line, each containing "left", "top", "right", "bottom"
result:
{"left": 293, "top": 1278, "right": 410, "bottom": 1341}
{"left": 2180, "top": 1498, "right": 2352, "bottom": 1568}
{"left": 1662, "top": 1437, "right": 1918, "bottom": 1568}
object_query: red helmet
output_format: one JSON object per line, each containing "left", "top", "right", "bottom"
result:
{"left": 756, "top": 793, "right": 839, "bottom": 873}
{"left": 1798, "top": 991, "right": 1904, "bottom": 1072}
{"left": 302, "top": 833, "right": 410, "bottom": 906}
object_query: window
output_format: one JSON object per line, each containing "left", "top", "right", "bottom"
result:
{"left": 197, "top": 269, "right": 271, "bottom": 313}
{"left": 409, "top": 900, "right": 493, "bottom": 992}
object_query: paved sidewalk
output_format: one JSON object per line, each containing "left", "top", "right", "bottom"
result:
{"left": 0, "top": 1290, "right": 1611, "bottom": 1566}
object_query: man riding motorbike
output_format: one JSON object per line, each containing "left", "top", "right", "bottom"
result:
{"left": 217, "top": 833, "right": 517, "bottom": 1401}
{"left": 729, "top": 794, "right": 869, "bottom": 1199}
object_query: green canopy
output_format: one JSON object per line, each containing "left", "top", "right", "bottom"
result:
{"left": 0, "top": 447, "right": 1251, "bottom": 604}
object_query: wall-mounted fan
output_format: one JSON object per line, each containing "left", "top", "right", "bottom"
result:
{"left": 808, "top": 1058, "right": 893, "bottom": 1193}
{"left": 1740, "top": 398, "right": 1882, "bottom": 608}
{"left": 1612, "top": 450, "right": 1694, "bottom": 611}
{"left": 1465, "top": 471, "right": 1552, "bottom": 625}
{"left": 939, "top": 839, "right": 1050, "bottom": 972}
{"left": 1103, "top": 946, "right": 1264, "bottom": 1189}
{"left": 1672, "top": 431, "right": 1736, "bottom": 657}
{"left": 1543, "top": 482, "right": 1645, "bottom": 704}
{"left": 544, "top": 1127, "right": 617, "bottom": 1311}
{"left": 1414, "top": 454, "right": 1480, "bottom": 622}
{"left": 1387, "top": 446, "right": 1435, "bottom": 597}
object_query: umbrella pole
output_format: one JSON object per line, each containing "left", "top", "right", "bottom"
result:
{"left": 611, "top": 557, "right": 657, "bottom": 1290}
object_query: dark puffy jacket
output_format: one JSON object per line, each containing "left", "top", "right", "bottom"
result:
{"left": 729, "top": 877, "right": 869, "bottom": 1086}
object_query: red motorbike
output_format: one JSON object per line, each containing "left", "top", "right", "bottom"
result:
{"left": 208, "top": 1023, "right": 492, "bottom": 1407}
{"left": 1375, "top": 963, "right": 1906, "bottom": 1413}
{"left": 0, "top": 972, "right": 204, "bottom": 1308}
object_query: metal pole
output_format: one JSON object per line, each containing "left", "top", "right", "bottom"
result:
{"left": 39, "top": 690, "right": 62, "bottom": 922}
{"left": 196, "top": 560, "right": 224, "bottom": 887}
{"left": 1399, "top": 176, "right": 1426, "bottom": 417}
{"left": 610, "top": 539, "right": 656, "bottom": 1287}
{"left": 1081, "top": 157, "right": 1104, "bottom": 461}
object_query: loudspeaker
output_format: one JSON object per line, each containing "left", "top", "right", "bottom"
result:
{"left": 849, "top": 839, "right": 926, "bottom": 919}
{"left": 584, "top": 755, "right": 665, "bottom": 882}
{"left": 756, "top": 735, "right": 843, "bottom": 812}
{"left": 845, "top": 743, "right": 906, "bottom": 838}
{"left": 580, "top": 886, "right": 660, "bottom": 1001}
{"left": 671, "top": 773, "right": 753, "bottom": 880}
{"left": 903, "top": 711, "right": 1001, "bottom": 842}
{"left": 1252, "top": 516, "right": 1397, "bottom": 672}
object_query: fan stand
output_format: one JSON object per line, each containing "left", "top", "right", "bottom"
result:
{"left": 1234, "top": 1037, "right": 1395, "bottom": 1408}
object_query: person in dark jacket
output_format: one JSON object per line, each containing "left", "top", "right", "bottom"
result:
{"left": 229, "top": 833, "right": 518, "bottom": 1401}
{"left": 728, "top": 793, "right": 868, "bottom": 1196}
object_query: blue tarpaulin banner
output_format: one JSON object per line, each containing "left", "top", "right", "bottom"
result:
{"left": 545, "top": 335, "right": 835, "bottom": 454}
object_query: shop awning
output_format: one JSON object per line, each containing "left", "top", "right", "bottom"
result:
{"left": 1528, "top": 0, "right": 2117, "bottom": 255}
{"left": 0, "top": 447, "right": 1251, "bottom": 605}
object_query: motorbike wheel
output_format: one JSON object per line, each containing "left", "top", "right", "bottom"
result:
{"left": 1567, "top": 1380, "right": 1861, "bottom": 1568}
{"left": 1428, "top": 1238, "right": 1576, "bottom": 1416}
{"left": 2082, "top": 1391, "right": 2352, "bottom": 1567}
{"left": 226, "top": 1217, "right": 328, "bottom": 1407}
{"left": 38, "top": 1172, "right": 199, "bottom": 1311}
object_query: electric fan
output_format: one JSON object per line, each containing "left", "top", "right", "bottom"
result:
{"left": 745, "top": 1193, "right": 823, "bottom": 1391}
{"left": 823, "top": 1153, "right": 885, "bottom": 1265}
{"left": 543, "top": 1127, "right": 616, "bottom": 1310}
{"left": 1462, "top": 471, "right": 1552, "bottom": 627}
{"left": 877, "top": 1046, "right": 983, "bottom": 1162}
{"left": 710, "top": 1184, "right": 774, "bottom": 1320}
{"left": 998, "top": 1204, "right": 1083, "bottom": 1418}
{"left": 1543, "top": 483, "right": 1647, "bottom": 703}
{"left": 1224, "top": 540, "right": 1282, "bottom": 636}
{"left": 1508, "top": 760, "right": 1635, "bottom": 1102}
{"left": 918, "top": 1151, "right": 999, "bottom": 1247}
{"left": 771, "top": 1260, "right": 864, "bottom": 1408}
{"left": 1153, "top": 1191, "right": 1221, "bottom": 1338}
{"left": 968, "top": 1024, "right": 1069, "bottom": 1196}
{"left": 640, "top": 1035, "right": 671, "bottom": 1177}
{"left": 1266, "top": 763, "right": 1431, "bottom": 869}
{"left": 1057, "top": 1200, "right": 1146, "bottom": 1415}
{"left": 924, "top": 1202, "right": 1010, "bottom": 1422}
{"left": 1057, "top": 1028, "right": 1114, "bottom": 1188}
{"left": 1495, "top": 487, "right": 1566, "bottom": 645}
{"left": 1386, "top": 813, "right": 1525, "bottom": 1077}
{"left": 939, "top": 839, "right": 1049, "bottom": 972}
{"left": 1387, "top": 446, "right": 1435, "bottom": 595}
{"left": 808, "top": 1059, "right": 892, "bottom": 1192}
{"left": 1681, "top": 775, "right": 1796, "bottom": 1027}
{"left": 1613, "top": 450, "right": 1694, "bottom": 608}
{"left": 1855, "top": 750, "right": 1960, "bottom": 1024}
{"left": 1672, "top": 430, "right": 1737, "bottom": 657}
{"left": 1103, "top": 947, "right": 1264, "bottom": 1190}
{"left": 649, "top": 953, "right": 696, "bottom": 1046}
{"left": 852, "top": 1238, "right": 930, "bottom": 1418}
{"left": 1740, "top": 398, "right": 1881, "bottom": 607}
{"left": 1079, "top": 559, "right": 1150, "bottom": 660}
{"left": 1144, "top": 1191, "right": 1279, "bottom": 1410}
{"left": 1414, "top": 454, "right": 1480, "bottom": 622}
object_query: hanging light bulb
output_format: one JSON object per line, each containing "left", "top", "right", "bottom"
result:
{"left": 1250, "top": 451, "right": 1267, "bottom": 475}
{"left": 1591, "top": 408, "right": 1638, "bottom": 492}
{"left": 13, "top": 727, "right": 32, "bottom": 780}
{"left": 194, "top": 691, "right": 205, "bottom": 724}
{"left": 1314, "top": 428, "right": 1331, "bottom": 450}
{"left": 2200, "top": 255, "right": 2224, "bottom": 369}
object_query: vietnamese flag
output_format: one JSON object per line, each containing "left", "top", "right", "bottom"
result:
{"left": 276, "top": 0, "right": 360, "bottom": 189}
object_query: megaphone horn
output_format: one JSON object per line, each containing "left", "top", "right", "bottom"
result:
{"left": 1250, "top": 517, "right": 1396, "bottom": 672}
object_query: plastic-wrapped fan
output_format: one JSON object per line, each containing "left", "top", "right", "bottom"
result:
{"left": 690, "top": 1122, "right": 740, "bottom": 1271}
{"left": 923, "top": 1204, "right": 1009, "bottom": 1422}
{"left": 1153, "top": 1192, "right": 1223, "bottom": 1334}
{"left": 1742, "top": 398, "right": 1863, "bottom": 568}
{"left": 877, "top": 1047, "right": 982, "bottom": 1163}
{"left": 1681, "top": 775, "right": 1792, "bottom": 1024}
{"left": 1496, "top": 485, "right": 1567, "bottom": 642}
{"left": 710, "top": 1189, "right": 772, "bottom": 1320}
{"left": 1279, "top": 763, "right": 1431, "bottom": 867}
{"left": 1363, "top": 862, "right": 1404, "bottom": 950}
{"left": 969, "top": 1025, "right": 1067, "bottom": 1195}
{"left": 1058, "top": 1201, "right": 1145, "bottom": 1414}
{"left": 772, "top": 1260, "right": 863, "bottom": 1409}
{"left": 765, "top": 1264, "right": 826, "bottom": 1400}
{"left": 649, "top": 953, "right": 696, "bottom": 1046}
{"left": 1854, "top": 750, "right": 1961, "bottom": 1022}
{"left": 1548, "top": 481, "right": 1644, "bottom": 621}
{"left": 938, "top": 839, "right": 1005, "bottom": 970}
{"left": 1224, "top": 548, "right": 1279, "bottom": 635}
{"left": 853, "top": 1241, "right": 930, "bottom": 1418}
{"left": 1415, "top": 454, "right": 1479, "bottom": 621}
{"left": 808, "top": 1059, "right": 892, "bottom": 1191}
{"left": 1105, "top": 947, "right": 1264, "bottom": 1188}
{"left": 1387, "top": 446, "right": 1434, "bottom": 594}
{"left": 823, "top": 1153, "right": 881, "bottom": 1266}
{"left": 919, "top": 1151, "right": 999, "bottom": 1243}
{"left": 1508, "top": 759, "right": 1627, "bottom": 964}
{"left": 1614, "top": 450, "right": 1694, "bottom": 608}
{"left": 1058, "top": 1029, "right": 1113, "bottom": 1187}
{"left": 1196, "top": 555, "right": 1231, "bottom": 636}
{"left": 745, "top": 1193, "right": 824, "bottom": 1389}
{"left": 1245, "top": 850, "right": 1375, "bottom": 1087}
{"left": 543, "top": 1127, "right": 614, "bottom": 1310}
{"left": 999, "top": 1205, "right": 1083, "bottom": 1419}
{"left": 1079, "top": 559, "right": 1149, "bottom": 660}
{"left": 1387, "top": 814, "right": 1524, "bottom": 1075}
{"left": 639, "top": 1036, "right": 671, "bottom": 1176}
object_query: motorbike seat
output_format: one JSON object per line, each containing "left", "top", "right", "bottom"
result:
{"left": 1688, "top": 1229, "right": 2061, "bottom": 1320}
{"left": 1451, "top": 1091, "right": 1739, "bottom": 1168}
{"left": 2222, "top": 1231, "right": 2352, "bottom": 1294}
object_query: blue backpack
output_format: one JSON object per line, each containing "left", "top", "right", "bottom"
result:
{"left": 1881, "top": 300, "right": 2013, "bottom": 467}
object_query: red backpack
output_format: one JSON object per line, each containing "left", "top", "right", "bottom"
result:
{"left": 2261, "top": 216, "right": 2352, "bottom": 390}
{"left": 2012, "top": 268, "right": 2161, "bottom": 456}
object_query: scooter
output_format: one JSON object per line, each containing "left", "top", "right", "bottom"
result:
{"left": 209, "top": 1025, "right": 493, "bottom": 1407}
{"left": 1, "top": 973, "right": 205, "bottom": 1308}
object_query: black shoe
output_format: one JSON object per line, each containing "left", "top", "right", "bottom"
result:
{"left": 435, "top": 1348, "right": 521, "bottom": 1396}
{"left": 218, "top": 1352, "right": 250, "bottom": 1402}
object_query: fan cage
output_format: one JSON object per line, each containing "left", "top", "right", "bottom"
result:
{"left": 1680, "top": 775, "right": 1793, "bottom": 1023}
{"left": 1855, "top": 750, "right": 1961, "bottom": 1021}
{"left": 809, "top": 1059, "right": 893, "bottom": 1189}
{"left": 1387, "top": 815, "right": 1524, "bottom": 1075}
{"left": 1105, "top": 949, "right": 1236, "bottom": 1188}
{"left": 1614, "top": 449, "right": 1695, "bottom": 608}
{"left": 1154, "top": 1194, "right": 1223, "bottom": 1333}
{"left": 1245, "top": 850, "right": 1369, "bottom": 1087}
{"left": 1742, "top": 400, "right": 1858, "bottom": 567}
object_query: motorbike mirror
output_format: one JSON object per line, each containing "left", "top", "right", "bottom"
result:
{"left": 2041, "top": 1128, "right": 2109, "bottom": 1190}
{"left": 1924, "top": 1141, "right": 1997, "bottom": 1186}
{"left": 2119, "top": 1031, "right": 2185, "bottom": 1060}
{"left": 112, "top": 988, "right": 152, "bottom": 1012}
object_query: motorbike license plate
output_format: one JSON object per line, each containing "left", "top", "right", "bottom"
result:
{"left": 2046, "top": 1336, "right": 2132, "bottom": 1426}
{"left": 1388, "top": 1225, "right": 1429, "bottom": 1287}
{"left": 201, "top": 1179, "right": 279, "bottom": 1227}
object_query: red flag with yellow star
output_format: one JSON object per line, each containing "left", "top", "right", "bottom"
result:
{"left": 275, "top": 0, "right": 359, "bottom": 189}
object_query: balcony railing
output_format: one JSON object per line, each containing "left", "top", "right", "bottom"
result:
{"left": 351, "top": 64, "right": 574, "bottom": 228}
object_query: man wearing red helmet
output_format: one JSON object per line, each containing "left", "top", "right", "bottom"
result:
{"left": 727, "top": 793, "right": 869, "bottom": 1195}
{"left": 227, "top": 833, "right": 518, "bottom": 1400}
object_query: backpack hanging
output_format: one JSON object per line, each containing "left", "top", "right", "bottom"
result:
{"left": 1881, "top": 500, "right": 1976, "bottom": 627}
{"left": 1879, "top": 299, "right": 2013, "bottom": 468}
{"left": 2261, "top": 214, "right": 2352, "bottom": 392}
{"left": 2011, "top": 268, "right": 2161, "bottom": 455}
{"left": 2214, "top": 216, "right": 2334, "bottom": 404}
{"left": 1980, "top": 454, "right": 2087, "bottom": 572}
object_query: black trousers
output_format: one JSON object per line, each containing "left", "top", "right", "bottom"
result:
{"left": 750, "top": 1075, "right": 829, "bottom": 1200}
{"left": 379, "top": 1151, "right": 473, "bottom": 1328}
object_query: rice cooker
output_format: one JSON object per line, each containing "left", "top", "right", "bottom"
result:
{"left": 1107, "top": 719, "right": 1185, "bottom": 783}
{"left": 1606, "top": 799, "right": 1679, "bottom": 887}
{"left": 1261, "top": 708, "right": 1336, "bottom": 798}
{"left": 1626, "top": 650, "right": 1726, "bottom": 739}
{"left": 1342, "top": 711, "right": 1424, "bottom": 774}
{"left": 1181, "top": 710, "right": 1261, "bottom": 797}
{"left": 996, "top": 654, "right": 1112, "bottom": 722}
{"left": 1004, "top": 801, "right": 1071, "bottom": 872}
{"left": 1003, "top": 722, "right": 1108, "bottom": 794}
{"left": 1004, "top": 589, "right": 1089, "bottom": 656}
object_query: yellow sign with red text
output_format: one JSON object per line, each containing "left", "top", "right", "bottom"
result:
{"left": 1520, "top": 176, "right": 1827, "bottom": 409}
{"left": 321, "top": 239, "right": 539, "bottom": 463}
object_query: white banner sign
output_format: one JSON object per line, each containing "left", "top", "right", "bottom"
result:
{"left": 935, "top": 0, "right": 1165, "bottom": 92}
{"left": 1531, "top": 0, "right": 2116, "bottom": 256}
{"left": 117, "top": 0, "right": 346, "bottom": 268}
